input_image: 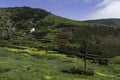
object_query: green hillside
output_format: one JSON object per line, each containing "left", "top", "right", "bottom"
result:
{"left": 0, "top": 7, "right": 120, "bottom": 58}
{"left": 0, "top": 7, "right": 120, "bottom": 80}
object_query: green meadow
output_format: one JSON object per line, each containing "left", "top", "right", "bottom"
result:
{"left": 0, "top": 47, "right": 119, "bottom": 80}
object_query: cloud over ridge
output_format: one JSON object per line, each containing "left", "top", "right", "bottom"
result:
{"left": 82, "top": 0, "right": 120, "bottom": 20}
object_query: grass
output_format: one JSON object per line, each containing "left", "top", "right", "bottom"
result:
{"left": 0, "top": 47, "right": 120, "bottom": 80}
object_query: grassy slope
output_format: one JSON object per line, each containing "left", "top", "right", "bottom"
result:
{"left": 0, "top": 47, "right": 120, "bottom": 80}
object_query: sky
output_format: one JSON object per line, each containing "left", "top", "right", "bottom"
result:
{"left": 0, "top": 0, "right": 120, "bottom": 21}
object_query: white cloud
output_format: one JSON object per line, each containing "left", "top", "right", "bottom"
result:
{"left": 96, "top": 0, "right": 112, "bottom": 7}
{"left": 82, "top": 0, "right": 120, "bottom": 20}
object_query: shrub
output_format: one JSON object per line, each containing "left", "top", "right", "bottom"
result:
{"left": 0, "top": 40, "right": 12, "bottom": 47}
{"left": 98, "top": 58, "right": 109, "bottom": 65}
{"left": 62, "top": 66, "right": 94, "bottom": 76}
{"left": 110, "top": 56, "right": 120, "bottom": 64}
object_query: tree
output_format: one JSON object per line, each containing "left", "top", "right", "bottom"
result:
{"left": 79, "top": 38, "right": 90, "bottom": 70}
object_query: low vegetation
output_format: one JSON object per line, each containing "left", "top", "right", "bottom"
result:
{"left": 0, "top": 47, "right": 120, "bottom": 80}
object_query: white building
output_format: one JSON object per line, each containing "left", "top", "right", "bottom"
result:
{"left": 30, "top": 28, "right": 35, "bottom": 33}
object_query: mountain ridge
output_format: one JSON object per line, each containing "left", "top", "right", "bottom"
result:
{"left": 84, "top": 18, "right": 120, "bottom": 27}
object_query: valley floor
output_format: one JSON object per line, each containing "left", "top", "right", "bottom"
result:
{"left": 0, "top": 47, "right": 120, "bottom": 80}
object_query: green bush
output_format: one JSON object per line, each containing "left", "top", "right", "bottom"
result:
{"left": 98, "top": 58, "right": 109, "bottom": 65}
{"left": 0, "top": 40, "right": 12, "bottom": 47}
{"left": 62, "top": 66, "right": 94, "bottom": 76}
{"left": 110, "top": 56, "right": 120, "bottom": 64}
